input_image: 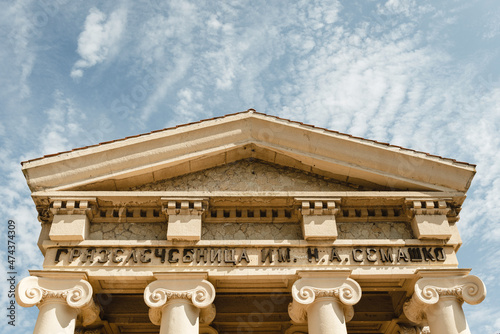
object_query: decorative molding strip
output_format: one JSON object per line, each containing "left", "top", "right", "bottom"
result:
{"left": 161, "top": 198, "right": 208, "bottom": 216}
{"left": 49, "top": 198, "right": 97, "bottom": 218}
{"left": 338, "top": 206, "right": 404, "bottom": 222}
{"left": 298, "top": 199, "right": 340, "bottom": 216}
{"left": 405, "top": 199, "right": 451, "bottom": 216}
{"left": 92, "top": 207, "right": 164, "bottom": 223}
{"left": 205, "top": 206, "right": 297, "bottom": 223}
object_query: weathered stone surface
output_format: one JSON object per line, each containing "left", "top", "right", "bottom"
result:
{"left": 202, "top": 223, "right": 302, "bottom": 240}
{"left": 90, "top": 223, "right": 167, "bottom": 240}
{"left": 130, "top": 159, "right": 360, "bottom": 192}
{"left": 337, "top": 222, "right": 413, "bottom": 239}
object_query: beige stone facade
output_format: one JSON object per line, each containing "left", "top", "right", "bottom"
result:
{"left": 17, "top": 111, "right": 485, "bottom": 334}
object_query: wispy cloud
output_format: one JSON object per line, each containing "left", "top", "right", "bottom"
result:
{"left": 40, "top": 90, "right": 85, "bottom": 154}
{"left": 1, "top": 1, "right": 36, "bottom": 100}
{"left": 1, "top": 1, "right": 500, "bottom": 333}
{"left": 71, "top": 6, "right": 127, "bottom": 79}
{"left": 0, "top": 87, "right": 90, "bottom": 333}
{"left": 137, "top": 1, "right": 200, "bottom": 123}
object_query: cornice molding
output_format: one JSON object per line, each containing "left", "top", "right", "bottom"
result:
{"left": 21, "top": 113, "right": 475, "bottom": 193}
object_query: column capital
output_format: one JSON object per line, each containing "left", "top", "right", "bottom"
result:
{"left": 288, "top": 271, "right": 361, "bottom": 324}
{"left": 396, "top": 324, "right": 430, "bottom": 334}
{"left": 200, "top": 304, "right": 217, "bottom": 325}
{"left": 404, "top": 272, "right": 486, "bottom": 324}
{"left": 16, "top": 273, "right": 99, "bottom": 326}
{"left": 144, "top": 272, "right": 215, "bottom": 325}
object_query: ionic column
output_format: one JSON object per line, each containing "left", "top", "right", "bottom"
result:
{"left": 144, "top": 273, "right": 216, "bottom": 334}
{"left": 404, "top": 270, "right": 486, "bottom": 334}
{"left": 288, "top": 271, "right": 362, "bottom": 334}
{"left": 200, "top": 303, "right": 218, "bottom": 334}
{"left": 396, "top": 324, "right": 430, "bottom": 334}
{"left": 16, "top": 272, "right": 99, "bottom": 334}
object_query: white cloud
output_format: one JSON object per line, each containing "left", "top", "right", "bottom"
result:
{"left": 2, "top": 1, "right": 499, "bottom": 333}
{"left": 0, "top": 150, "right": 42, "bottom": 334}
{"left": 0, "top": 1, "right": 36, "bottom": 99}
{"left": 40, "top": 90, "right": 85, "bottom": 155}
{"left": 136, "top": 1, "right": 200, "bottom": 122}
{"left": 0, "top": 89, "right": 89, "bottom": 333}
{"left": 71, "top": 6, "right": 127, "bottom": 78}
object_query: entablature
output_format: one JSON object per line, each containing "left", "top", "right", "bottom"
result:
{"left": 32, "top": 191, "right": 465, "bottom": 211}
{"left": 32, "top": 191, "right": 466, "bottom": 259}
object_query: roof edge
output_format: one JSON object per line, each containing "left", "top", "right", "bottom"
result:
{"left": 21, "top": 109, "right": 476, "bottom": 169}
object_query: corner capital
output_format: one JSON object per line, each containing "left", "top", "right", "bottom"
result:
{"left": 16, "top": 275, "right": 99, "bottom": 326}
{"left": 404, "top": 273, "right": 486, "bottom": 324}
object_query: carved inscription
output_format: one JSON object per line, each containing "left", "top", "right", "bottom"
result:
{"left": 49, "top": 246, "right": 448, "bottom": 266}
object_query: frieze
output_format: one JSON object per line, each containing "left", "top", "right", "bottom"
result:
{"left": 46, "top": 246, "right": 450, "bottom": 267}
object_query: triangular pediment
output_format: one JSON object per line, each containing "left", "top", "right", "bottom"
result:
{"left": 21, "top": 110, "right": 475, "bottom": 193}
{"left": 130, "top": 159, "right": 364, "bottom": 192}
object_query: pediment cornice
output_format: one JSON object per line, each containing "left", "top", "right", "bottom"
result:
{"left": 21, "top": 111, "right": 475, "bottom": 193}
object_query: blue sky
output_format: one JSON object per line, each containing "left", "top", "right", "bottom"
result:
{"left": 1, "top": 0, "right": 499, "bottom": 333}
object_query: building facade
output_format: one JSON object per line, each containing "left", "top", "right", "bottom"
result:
{"left": 17, "top": 110, "right": 486, "bottom": 334}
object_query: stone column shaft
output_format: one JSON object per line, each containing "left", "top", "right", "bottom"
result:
{"left": 34, "top": 299, "right": 79, "bottom": 333}
{"left": 426, "top": 296, "right": 469, "bottom": 333}
{"left": 308, "top": 297, "right": 347, "bottom": 334}
{"left": 160, "top": 299, "right": 199, "bottom": 334}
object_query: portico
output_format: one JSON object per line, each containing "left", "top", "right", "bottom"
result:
{"left": 17, "top": 110, "right": 486, "bottom": 333}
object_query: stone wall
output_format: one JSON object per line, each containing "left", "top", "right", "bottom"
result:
{"left": 89, "top": 221, "right": 412, "bottom": 240}
{"left": 130, "top": 158, "right": 359, "bottom": 192}
{"left": 337, "top": 222, "right": 413, "bottom": 239}
{"left": 202, "top": 223, "right": 303, "bottom": 240}
{"left": 90, "top": 222, "right": 167, "bottom": 240}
